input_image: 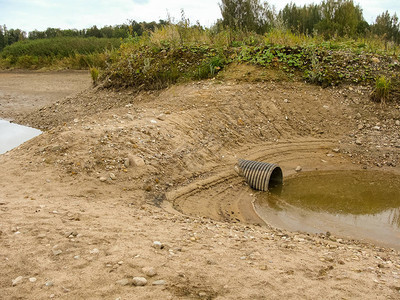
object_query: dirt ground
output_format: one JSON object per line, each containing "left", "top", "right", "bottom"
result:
{"left": 1, "top": 69, "right": 400, "bottom": 299}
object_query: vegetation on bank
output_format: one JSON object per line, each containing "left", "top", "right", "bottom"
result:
{"left": 99, "top": 24, "right": 400, "bottom": 101}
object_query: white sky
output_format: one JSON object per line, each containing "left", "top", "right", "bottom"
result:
{"left": 0, "top": 0, "right": 399, "bottom": 32}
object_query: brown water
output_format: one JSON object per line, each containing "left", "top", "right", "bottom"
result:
{"left": 254, "top": 170, "right": 400, "bottom": 249}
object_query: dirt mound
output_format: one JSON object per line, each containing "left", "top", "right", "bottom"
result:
{"left": 1, "top": 72, "right": 400, "bottom": 299}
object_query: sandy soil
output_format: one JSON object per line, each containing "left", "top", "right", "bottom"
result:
{"left": 0, "top": 70, "right": 90, "bottom": 122}
{"left": 1, "top": 69, "right": 400, "bottom": 299}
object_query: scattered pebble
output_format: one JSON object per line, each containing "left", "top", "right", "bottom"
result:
{"left": 116, "top": 279, "right": 130, "bottom": 286}
{"left": 355, "top": 139, "right": 362, "bottom": 145}
{"left": 90, "top": 248, "right": 100, "bottom": 254}
{"left": 52, "top": 249, "right": 62, "bottom": 256}
{"left": 142, "top": 266, "right": 157, "bottom": 277}
{"left": 109, "top": 173, "right": 116, "bottom": 180}
{"left": 396, "top": 120, "right": 400, "bottom": 126}
{"left": 152, "top": 280, "right": 166, "bottom": 286}
{"left": 132, "top": 277, "right": 147, "bottom": 286}
{"left": 295, "top": 166, "right": 302, "bottom": 172}
{"left": 45, "top": 281, "right": 54, "bottom": 287}
{"left": 12, "top": 276, "right": 23, "bottom": 286}
{"left": 99, "top": 177, "right": 107, "bottom": 182}
{"left": 157, "top": 113, "right": 166, "bottom": 121}
{"left": 153, "top": 241, "right": 163, "bottom": 249}
{"left": 332, "top": 148, "right": 340, "bottom": 153}
{"left": 130, "top": 155, "right": 145, "bottom": 167}
{"left": 124, "top": 158, "right": 130, "bottom": 168}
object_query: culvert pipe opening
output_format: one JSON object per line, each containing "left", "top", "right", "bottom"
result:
{"left": 236, "top": 159, "right": 283, "bottom": 192}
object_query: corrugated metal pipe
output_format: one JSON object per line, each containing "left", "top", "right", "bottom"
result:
{"left": 235, "top": 159, "right": 283, "bottom": 191}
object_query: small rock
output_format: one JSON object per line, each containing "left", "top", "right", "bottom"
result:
{"left": 52, "top": 249, "right": 62, "bottom": 256}
{"left": 130, "top": 156, "right": 145, "bottom": 167}
{"left": 12, "top": 276, "right": 23, "bottom": 286}
{"left": 132, "top": 277, "right": 147, "bottom": 286}
{"left": 395, "top": 120, "right": 400, "bottom": 126}
{"left": 153, "top": 241, "right": 163, "bottom": 249}
{"left": 99, "top": 177, "right": 107, "bottom": 182}
{"left": 332, "top": 148, "right": 340, "bottom": 153}
{"left": 295, "top": 166, "right": 302, "bottom": 172}
{"left": 358, "top": 124, "right": 364, "bottom": 130}
{"left": 29, "top": 277, "right": 37, "bottom": 283}
{"left": 326, "top": 153, "right": 334, "bottom": 157}
{"left": 372, "top": 126, "right": 381, "bottom": 131}
{"left": 157, "top": 113, "right": 166, "bottom": 121}
{"left": 116, "top": 279, "right": 130, "bottom": 286}
{"left": 90, "top": 248, "right": 100, "bottom": 254}
{"left": 109, "top": 173, "right": 116, "bottom": 180}
{"left": 73, "top": 255, "right": 80, "bottom": 260}
{"left": 283, "top": 99, "right": 290, "bottom": 103}
{"left": 45, "top": 281, "right": 54, "bottom": 287}
{"left": 142, "top": 267, "right": 157, "bottom": 277}
{"left": 126, "top": 114, "right": 134, "bottom": 121}
{"left": 152, "top": 280, "right": 166, "bottom": 286}
{"left": 199, "top": 292, "right": 207, "bottom": 297}
{"left": 124, "top": 158, "right": 130, "bottom": 168}
{"left": 355, "top": 139, "right": 362, "bottom": 145}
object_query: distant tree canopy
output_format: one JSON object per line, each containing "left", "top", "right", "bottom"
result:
{"left": 2, "top": 0, "right": 400, "bottom": 53}
{"left": 219, "top": 0, "right": 274, "bottom": 33}
{"left": 0, "top": 20, "right": 168, "bottom": 51}
{"left": 218, "top": 0, "right": 400, "bottom": 44}
{"left": 371, "top": 11, "right": 400, "bottom": 44}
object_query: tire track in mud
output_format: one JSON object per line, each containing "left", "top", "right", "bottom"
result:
{"left": 164, "top": 138, "right": 337, "bottom": 225}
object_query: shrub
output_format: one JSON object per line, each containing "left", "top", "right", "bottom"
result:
{"left": 371, "top": 76, "right": 391, "bottom": 103}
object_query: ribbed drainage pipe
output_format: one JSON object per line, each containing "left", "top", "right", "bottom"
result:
{"left": 236, "top": 159, "right": 283, "bottom": 191}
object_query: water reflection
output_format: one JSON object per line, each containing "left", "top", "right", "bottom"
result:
{"left": 0, "top": 119, "right": 41, "bottom": 154}
{"left": 255, "top": 170, "right": 400, "bottom": 249}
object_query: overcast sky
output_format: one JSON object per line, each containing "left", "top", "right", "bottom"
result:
{"left": 0, "top": 0, "right": 399, "bottom": 32}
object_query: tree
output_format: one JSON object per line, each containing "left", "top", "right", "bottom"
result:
{"left": 372, "top": 11, "right": 400, "bottom": 43}
{"left": 0, "top": 25, "right": 5, "bottom": 51}
{"left": 219, "top": 0, "right": 270, "bottom": 33}
{"left": 316, "top": 0, "right": 365, "bottom": 38}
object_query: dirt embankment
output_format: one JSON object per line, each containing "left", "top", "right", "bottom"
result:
{"left": 1, "top": 70, "right": 400, "bottom": 299}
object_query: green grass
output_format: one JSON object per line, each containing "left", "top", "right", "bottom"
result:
{"left": 98, "top": 24, "right": 400, "bottom": 91}
{"left": 0, "top": 37, "right": 121, "bottom": 69}
{"left": 371, "top": 76, "right": 392, "bottom": 103}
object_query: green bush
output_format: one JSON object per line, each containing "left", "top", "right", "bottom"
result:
{"left": 371, "top": 76, "right": 392, "bottom": 103}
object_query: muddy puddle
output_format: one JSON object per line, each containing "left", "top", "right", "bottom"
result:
{"left": 0, "top": 119, "right": 41, "bottom": 154}
{"left": 254, "top": 170, "right": 400, "bottom": 249}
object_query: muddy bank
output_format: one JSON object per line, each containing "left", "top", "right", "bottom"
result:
{"left": 1, "top": 71, "right": 400, "bottom": 299}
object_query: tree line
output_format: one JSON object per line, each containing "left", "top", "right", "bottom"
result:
{"left": 1, "top": 0, "right": 400, "bottom": 52}
{"left": 0, "top": 20, "right": 168, "bottom": 51}
{"left": 219, "top": 0, "right": 399, "bottom": 42}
